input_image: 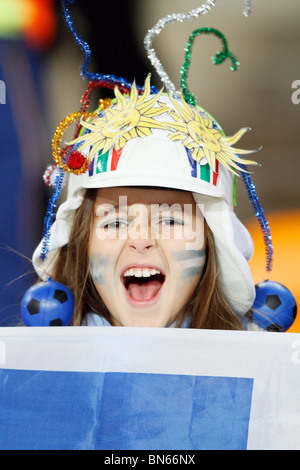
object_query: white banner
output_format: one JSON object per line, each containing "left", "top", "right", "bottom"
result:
{"left": 0, "top": 327, "right": 299, "bottom": 450}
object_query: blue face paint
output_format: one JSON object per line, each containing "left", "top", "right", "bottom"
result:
{"left": 171, "top": 249, "right": 206, "bottom": 261}
{"left": 89, "top": 253, "right": 109, "bottom": 285}
{"left": 182, "top": 265, "right": 206, "bottom": 279}
{"left": 172, "top": 248, "right": 206, "bottom": 280}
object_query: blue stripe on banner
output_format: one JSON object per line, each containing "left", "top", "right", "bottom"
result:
{"left": 0, "top": 370, "right": 253, "bottom": 450}
{"left": 89, "top": 157, "right": 94, "bottom": 176}
{"left": 185, "top": 148, "right": 197, "bottom": 178}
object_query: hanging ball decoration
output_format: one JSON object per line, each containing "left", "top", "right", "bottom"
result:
{"left": 248, "top": 281, "right": 297, "bottom": 332}
{"left": 21, "top": 279, "right": 74, "bottom": 327}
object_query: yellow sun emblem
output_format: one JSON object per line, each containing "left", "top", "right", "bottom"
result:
{"left": 167, "top": 92, "right": 259, "bottom": 174}
{"left": 70, "top": 75, "right": 169, "bottom": 160}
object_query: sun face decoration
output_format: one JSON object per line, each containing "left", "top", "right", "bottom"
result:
{"left": 167, "top": 92, "right": 259, "bottom": 174}
{"left": 57, "top": 75, "right": 259, "bottom": 177}
{"left": 69, "top": 75, "right": 170, "bottom": 161}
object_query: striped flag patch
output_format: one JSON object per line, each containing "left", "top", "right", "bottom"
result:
{"left": 185, "top": 148, "right": 219, "bottom": 186}
{"left": 89, "top": 147, "right": 124, "bottom": 177}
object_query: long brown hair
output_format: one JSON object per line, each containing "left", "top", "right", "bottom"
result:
{"left": 52, "top": 188, "right": 244, "bottom": 330}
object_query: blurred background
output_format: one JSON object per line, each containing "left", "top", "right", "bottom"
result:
{"left": 0, "top": 0, "right": 299, "bottom": 329}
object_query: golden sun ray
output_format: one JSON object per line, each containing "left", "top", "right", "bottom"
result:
{"left": 68, "top": 75, "right": 170, "bottom": 160}
{"left": 166, "top": 91, "right": 259, "bottom": 174}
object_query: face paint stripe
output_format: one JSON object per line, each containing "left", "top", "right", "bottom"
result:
{"left": 182, "top": 264, "right": 205, "bottom": 279}
{"left": 89, "top": 254, "right": 109, "bottom": 285}
{"left": 172, "top": 248, "right": 206, "bottom": 261}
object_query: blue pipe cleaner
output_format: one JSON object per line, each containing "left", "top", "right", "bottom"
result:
{"left": 40, "top": 167, "right": 65, "bottom": 261}
{"left": 238, "top": 161, "right": 273, "bottom": 274}
{"left": 62, "top": 0, "right": 158, "bottom": 94}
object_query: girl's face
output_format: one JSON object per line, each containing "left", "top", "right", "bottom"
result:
{"left": 89, "top": 187, "right": 206, "bottom": 327}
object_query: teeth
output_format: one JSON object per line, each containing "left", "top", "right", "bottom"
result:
{"left": 123, "top": 267, "right": 161, "bottom": 278}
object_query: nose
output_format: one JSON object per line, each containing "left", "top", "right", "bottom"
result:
{"left": 127, "top": 215, "right": 156, "bottom": 254}
{"left": 128, "top": 237, "right": 155, "bottom": 254}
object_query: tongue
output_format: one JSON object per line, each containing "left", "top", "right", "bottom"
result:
{"left": 128, "top": 279, "right": 163, "bottom": 301}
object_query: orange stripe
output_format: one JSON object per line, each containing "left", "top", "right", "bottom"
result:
{"left": 212, "top": 160, "right": 219, "bottom": 186}
{"left": 110, "top": 148, "right": 123, "bottom": 171}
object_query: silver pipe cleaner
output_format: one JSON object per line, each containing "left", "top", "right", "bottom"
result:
{"left": 144, "top": 0, "right": 252, "bottom": 95}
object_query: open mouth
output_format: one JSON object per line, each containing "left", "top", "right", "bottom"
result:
{"left": 121, "top": 266, "right": 165, "bottom": 304}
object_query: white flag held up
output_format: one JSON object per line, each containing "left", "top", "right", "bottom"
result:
{"left": 0, "top": 327, "right": 299, "bottom": 450}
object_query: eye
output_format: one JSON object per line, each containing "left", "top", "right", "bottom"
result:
{"left": 159, "top": 217, "right": 184, "bottom": 226}
{"left": 99, "top": 219, "right": 128, "bottom": 230}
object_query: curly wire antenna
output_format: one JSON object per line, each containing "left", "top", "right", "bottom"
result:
{"left": 61, "top": 0, "right": 158, "bottom": 94}
{"left": 144, "top": 0, "right": 252, "bottom": 94}
{"left": 242, "top": 0, "right": 253, "bottom": 17}
{"left": 239, "top": 162, "right": 273, "bottom": 273}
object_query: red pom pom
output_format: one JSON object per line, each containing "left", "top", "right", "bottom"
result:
{"left": 67, "top": 152, "right": 87, "bottom": 171}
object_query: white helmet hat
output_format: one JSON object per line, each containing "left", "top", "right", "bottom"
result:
{"left": 33, "top": 81, "right": 259, "bottom": 315}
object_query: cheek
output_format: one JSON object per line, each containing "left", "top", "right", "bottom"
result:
{"left": 89, "top": 228, "right": 120, "bottom": 284}
{"left": 171, "top": 248, "right": 207, "bottom": 282}
{"left": 88, "top": 233, "right": 124, "bottom": 291}
{"left": 89, "top": 252, "right": 110, "bottom": 285}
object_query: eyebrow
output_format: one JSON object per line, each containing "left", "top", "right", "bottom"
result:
{"left": 95, "top": 202, "right": 188, "bottom": 217}
{"left": 151, "top": 205, "right": 184, "bottom": 212}
{"left": 95, "top": 203, "right": 120, "bottom": 217}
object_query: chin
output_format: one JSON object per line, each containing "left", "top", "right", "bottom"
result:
{"left": 113, "top": 307, "right": 172, "bottom": 328}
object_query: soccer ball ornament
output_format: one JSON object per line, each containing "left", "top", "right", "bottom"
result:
{"left": 248, "top": 281, "right": 297, "bottom": 332}
{"left": 21, "top": 280, "right": 74, "bottom": 326}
